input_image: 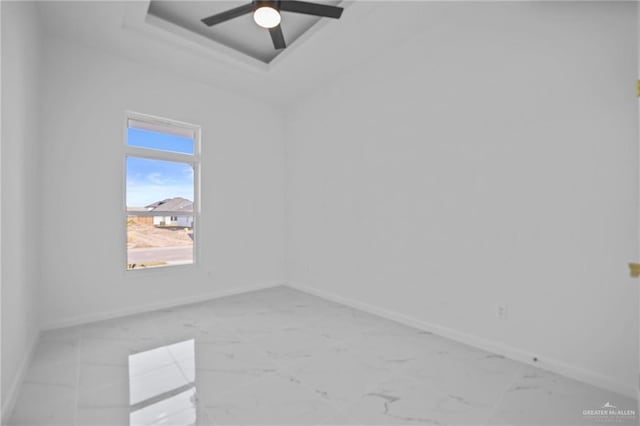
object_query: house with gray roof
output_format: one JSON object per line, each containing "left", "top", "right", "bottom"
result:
{"left": 146, "top": 197, "right": 194, "bottom": 227}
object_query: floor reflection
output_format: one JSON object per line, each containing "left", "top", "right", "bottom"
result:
{"left": 128, "top": 339, "right": 197, "bottom": 425}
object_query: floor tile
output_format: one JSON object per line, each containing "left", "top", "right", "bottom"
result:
{"left": 8, "top": 383, "right": 76, "bottom": 426}
{"left": 488, "top": 366, "right": 638, "bottom": 425}
{"left": 7, "top": 286, "right": 637, "bottom": 425}
{"left": 203, "top": 372, "right": 339, "bottom": 425}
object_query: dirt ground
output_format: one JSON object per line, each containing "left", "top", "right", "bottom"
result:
{"left": 127, "top": 221, "right": 193, "bottom": 249}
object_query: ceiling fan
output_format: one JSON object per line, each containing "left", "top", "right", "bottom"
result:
{"left": 201, "top": 1, "right": 344, "bottom": 50}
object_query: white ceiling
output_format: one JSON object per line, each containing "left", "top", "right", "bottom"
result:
{"left": 148, "top": 1, "right": 341, "bottom": 63}
{"left": 36, "top": 1, "right": 445, "bottom": 106}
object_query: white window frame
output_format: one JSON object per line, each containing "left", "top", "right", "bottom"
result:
{"left": 124, "top": 111, "right": 201, "bottom": 271}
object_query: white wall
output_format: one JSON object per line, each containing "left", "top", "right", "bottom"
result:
{"left": 38, "top": 37, "right": 285, "bottom": 328}
{"left": 1, "top": 1, "right": 42, "bottom": 414}
{"left": 286, "top": 1, "right": 638, "bottom": 396}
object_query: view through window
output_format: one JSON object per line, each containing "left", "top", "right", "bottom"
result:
{"left": 125, "top": 114, "right": 200, "bottom": 270}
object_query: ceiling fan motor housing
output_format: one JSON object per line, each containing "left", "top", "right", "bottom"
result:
{"left": 254, "top": 1, "right": 280, "bottom": 11}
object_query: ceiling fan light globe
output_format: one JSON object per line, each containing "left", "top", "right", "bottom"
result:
{"left": 253, "top": 6, "right": 281, "bottom": 29}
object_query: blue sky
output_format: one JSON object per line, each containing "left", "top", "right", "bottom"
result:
{"left": 126, "top": 128, "right": 194, "bottom": 208}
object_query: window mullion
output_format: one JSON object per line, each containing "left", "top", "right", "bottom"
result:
{"left": 126, "top": 146, "right": 197, "bottom": 164}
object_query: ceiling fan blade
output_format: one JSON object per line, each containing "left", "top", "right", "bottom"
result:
{"left": 269, "top": 25, "right": 286, "bottom": 49}
{"left": 279, "top": 1, "right": 343, "bottom": 19}
{"left": 201, "top": 3, "right": 254, "bottom": 26}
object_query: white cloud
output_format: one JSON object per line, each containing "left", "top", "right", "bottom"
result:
{"left": 126, "top": 183, "right": 193, "bottom": 208}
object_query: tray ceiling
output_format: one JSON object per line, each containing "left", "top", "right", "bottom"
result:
{"left": 147, "top": 1, "right": 341, "bottom": 63}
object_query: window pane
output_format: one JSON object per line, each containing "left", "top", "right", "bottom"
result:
{"left": 127, "top": 215, "right": 194, "bottom": 269}
{"left": 126, "top": 156, "right": 194, "bottom": 269}
{"left": 127, "top": 127, "right": 194, "bottom": 155}
{"left": 126, "top": 157, "right": 194, "bottom": 210}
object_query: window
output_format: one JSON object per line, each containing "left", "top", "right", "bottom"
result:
{"left": 125, "top": 113, "right": 200, "bottom": 270}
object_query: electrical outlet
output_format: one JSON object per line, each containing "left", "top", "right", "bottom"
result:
{"left": 496, "top": 304, "right": 508, "bottom": 320}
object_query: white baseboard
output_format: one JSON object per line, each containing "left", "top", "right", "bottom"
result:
{"left": 287, "top": 282, "right": 636, "bottom": 400}
{"left": 1, "top": 332, "right": 38, "bottom": 424}
{"left": 41, "top": 281, "right": 285, "bottom": 331}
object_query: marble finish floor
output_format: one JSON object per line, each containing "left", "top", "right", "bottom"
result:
{"left": 7, "top": 286, "right": 637, "bottom": 425}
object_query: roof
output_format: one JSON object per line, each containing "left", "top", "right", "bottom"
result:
{"left": 145, "top": 197, "right": 193, "bottom": 213}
